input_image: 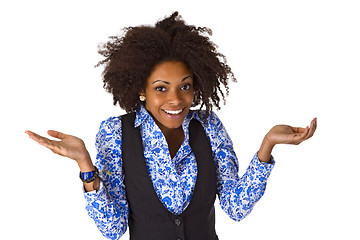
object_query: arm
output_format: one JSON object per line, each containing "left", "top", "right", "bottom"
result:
{"left": 214, "top": 140, "right": 274, "bottom": 221}
{"left": 25, "top": 130, "right": 103, "bottom": 193}
{"left": 84, "top": 117, "right": 128, "bottom": 239}
{"left": 206, "top": 113, "right": 316, "bottom": 221}
{"left": 203, "top": 112, "right": 273, "bottom": 221}
{"left": 25, "top": 117, "right": 129, "bottom": 239}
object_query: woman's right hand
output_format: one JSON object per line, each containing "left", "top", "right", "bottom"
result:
{"left": 25, "top": 130, "right": 93, "bottom": 170}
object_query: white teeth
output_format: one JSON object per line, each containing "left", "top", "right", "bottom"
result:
{"left": 164, "top": 109, "right": 183, "bottom": 115}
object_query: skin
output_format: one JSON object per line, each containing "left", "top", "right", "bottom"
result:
{"left": 25, "top": 60, "right": 317, "bottom": 191}
{"left": 141, "top": 61, "right": 194, "bottom": 158}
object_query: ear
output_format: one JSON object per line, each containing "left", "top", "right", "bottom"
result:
{"left": 138, "top": 90, "right": 145, "bottom": 96}
{"left": 138, "top": 90, "right": 146, "bottom": 102}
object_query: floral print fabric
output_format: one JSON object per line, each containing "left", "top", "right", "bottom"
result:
{"left": 84, "top": 105, "right": 275, "bottom": 239}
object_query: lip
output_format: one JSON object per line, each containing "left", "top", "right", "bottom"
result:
{"left": 163, "top": 108, "right": 183, "bottom": 114}
{"left": 162, "top": 108, "right": 185, "bottom": 118}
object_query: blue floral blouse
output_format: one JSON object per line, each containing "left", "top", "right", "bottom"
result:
{"left": 84, "top": 105, "right": 275, "bottom": 240}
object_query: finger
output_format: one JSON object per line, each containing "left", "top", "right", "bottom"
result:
{"left": 47, "top": 130, "right": 67, "bottom": 140}
{"left": 304, "top": 117, "right": 317, "bottom": 140}
{"left": 46, "top": 142, "right": 64, "bottom": 155}
{"left": 39, "top": 138, "right": 66, "bottom": 156}
{"left": 25, "top": 130, "right": 36, "bottom": 139}
{"left": 292, "top": 126, "right": 308, "bottom": 137}
{"left": 25, "top": 130, "right": 37, "bottom": 138}
{"left": 296, "top": 118, "right": 317, "bottom": 143}
{"left": 292, "top": 126, "right": 307, "bottom": 134}
{"left": 25, "top": 130, "right": 34, "bottom": 135}
{"left": 26, "top": 130, "right": 67, "bottom": 157}
{"left": 302, "top": 126, "right": 310, "bottom": 138}
{"left": 26, "top": 131, "right": 50, "bottom": 144}
{"left": 292, "top": 126, "right": 310, "bottom": 144}
{"left": 25, "top": 130, "right": 57, "bottom": 149}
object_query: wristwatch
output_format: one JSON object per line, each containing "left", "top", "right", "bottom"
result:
{"left": 79, "top": 166, "right": 99, "bottom": 183}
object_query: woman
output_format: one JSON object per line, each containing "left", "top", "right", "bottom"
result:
{"left": 26, "top": 12, "right": 317, "bottom": 240}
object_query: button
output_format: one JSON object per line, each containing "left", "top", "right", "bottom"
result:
{"left": 174, "top": 218, "right": 181, "bottom": 226}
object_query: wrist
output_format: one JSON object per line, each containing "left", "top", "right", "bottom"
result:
{"left": 264, "top": 132, "right": 276, "bottom": 148}
{"left": 258, "top": 136, "right": 275, "bottom": 163}
{"left": 77, "top": 152, "right": 94, "bottom": 172}
{"left": 80, "top": 166, "right": 99, "bottom": 183}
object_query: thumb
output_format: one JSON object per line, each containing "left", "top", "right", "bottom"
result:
{"left": 47, "top": 130, "right": 67, "bottom": 140}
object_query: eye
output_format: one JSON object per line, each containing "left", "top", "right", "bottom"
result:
{"left": 181, "top": 84, "right": 191, "bottom": 91}
{"left": 155, "top": 86, "right": 167, "bottom": 92}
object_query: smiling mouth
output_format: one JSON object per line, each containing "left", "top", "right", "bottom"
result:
{"left": 163, "top": 109, "right": 183, "bottom": 115}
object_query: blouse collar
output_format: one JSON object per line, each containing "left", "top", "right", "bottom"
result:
{"left": 134, "top": 105, "right": 207, "bottom": 162}
{"left": 134, "top": 104, "right": 205, "bottom": 133}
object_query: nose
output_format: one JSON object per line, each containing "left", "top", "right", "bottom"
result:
{"left": 168, "top": 89, "right": 182, "bottom": 105}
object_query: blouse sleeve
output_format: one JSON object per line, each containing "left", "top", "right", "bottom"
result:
{"left": 205, "top": 112, "right": 275, "bottom": 222}
{"left": 83, "top": 117, "right": 129, "bottom": 239}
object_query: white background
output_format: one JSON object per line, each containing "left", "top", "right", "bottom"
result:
{"left": 1, "top": 0, "right": 359, "bottom": 239}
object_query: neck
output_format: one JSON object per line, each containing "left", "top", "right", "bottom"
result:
{"left": 153, "top": 118, "right": 185, "bottom": 159}
{"left": 154, "top": 118, "right": 184, "bottom": 140}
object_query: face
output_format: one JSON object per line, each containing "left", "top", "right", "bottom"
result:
{"left": 142, "top": 61, "right": 194, "bottom": 132}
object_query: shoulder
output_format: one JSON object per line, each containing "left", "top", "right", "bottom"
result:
{"left": 96, "top": 116, "right": 122, "bottom": 145}
{"left": 194, "top": 110, "right": 225, "bottom": 133}
{"left": 95, "top": 116, "right": 124, "bottom": 172}
{"left": 99, "top": 116, "right": 122, "bottom": 132}
{"left": 97, "top": 111, "right": 139, "bottom": 138}
{"left": 101, "top": 116, "right": 122, "bottom": 127}
{"left": 193, "top": 110, "right": 231, "bottom": 150}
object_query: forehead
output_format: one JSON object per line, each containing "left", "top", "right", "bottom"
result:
{"left": 147, "top": 61, "right": 193, "bottom": 82}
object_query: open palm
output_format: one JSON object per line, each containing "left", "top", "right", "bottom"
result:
{"left": 25, "top": 130, "right": 89, "bottom": 163}
{"left": 266, "top": 118, "right": 317, "bottom": 146}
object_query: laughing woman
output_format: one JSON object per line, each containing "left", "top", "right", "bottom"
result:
{"left": 26, "top": 12, "right": 316, "bottom": 240}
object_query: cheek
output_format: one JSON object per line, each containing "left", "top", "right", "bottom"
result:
{"left": 186, "top": 92, "right": 195, "bottom": 104}
{"left": 145, "top": 93, "right": 163, "bottom": 112}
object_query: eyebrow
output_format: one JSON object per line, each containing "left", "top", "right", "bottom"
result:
{"left": 152, "top": 75, "right": 193, "bottom": 85}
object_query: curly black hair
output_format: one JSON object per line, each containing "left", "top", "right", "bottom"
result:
{"left": 96, "top": 12, "right": 236, "bottom": 120}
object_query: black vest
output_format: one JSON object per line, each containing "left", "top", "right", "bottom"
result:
{"left": 121, "top": 113, "right": 218, "bottom": 240}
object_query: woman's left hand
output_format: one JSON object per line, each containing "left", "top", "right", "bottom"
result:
{"left": 258, "top": 118, "right": 317, "bottom": 163}
{"left": 266, "top": 117, "right": 317, "bottom": 146}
